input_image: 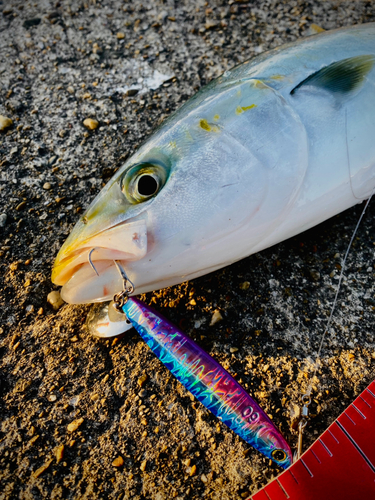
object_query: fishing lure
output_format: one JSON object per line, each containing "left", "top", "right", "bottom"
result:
{"left": 107, "top": 263, "right": 293, "bottom": 469}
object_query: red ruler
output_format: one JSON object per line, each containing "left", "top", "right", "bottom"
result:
{"left": 248, "top": 380, "right": 375, "bottom": 500}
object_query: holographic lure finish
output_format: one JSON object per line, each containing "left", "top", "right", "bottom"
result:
{"left": 122, "top": 297, "right": 292, "bottom": 468}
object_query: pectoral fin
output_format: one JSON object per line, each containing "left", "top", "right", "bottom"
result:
{"left": 291, "top": 55, "right": 374, "bottom": 95}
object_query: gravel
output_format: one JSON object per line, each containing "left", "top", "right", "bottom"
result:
{"left": 1, "top": 1, "right": 375, "bottom": 499}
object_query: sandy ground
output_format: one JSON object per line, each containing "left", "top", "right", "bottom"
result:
{"left": 1, "top": 1, "right": 375, "bottom": 499}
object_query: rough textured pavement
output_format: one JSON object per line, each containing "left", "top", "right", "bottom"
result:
{"left": 1, "top": 1, "right": 375, "bottom": 499}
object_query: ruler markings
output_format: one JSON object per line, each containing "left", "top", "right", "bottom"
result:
{"left": 336, "top": 420, "right": 375, "bottom": 474}
{"left": 352, "top": 403, "right": 366, "bottom": 419}
{"left": 310, "top": 448, "right": 321, "bottom": 464}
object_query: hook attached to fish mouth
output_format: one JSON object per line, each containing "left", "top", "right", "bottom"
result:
{"left": 88, "top": 248, "right": 99, "bottom": 276}
{"left": 87, "top": 248, "right": 135, "bottom": 300}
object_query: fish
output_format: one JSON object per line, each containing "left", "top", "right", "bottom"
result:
{"left": 121, "top": 296, "right": 293, "bottom": 468}
{"left": 52, "top": 23, "right": 375, "bottom": 304}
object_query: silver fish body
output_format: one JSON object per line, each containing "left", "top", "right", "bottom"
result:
{"left": 52, "top": 23, "right": 375, "bottom": 303}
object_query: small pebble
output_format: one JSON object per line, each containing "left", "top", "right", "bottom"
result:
{"left": 112, "top": 456, "right": 124, "bottom": 467}
{"left": 205, "top": 20, "right": 218, "bottom": 29}
{"left": 29, "top": 435, "right": 39, "bottom": 446}
{"left": 138, "top": 374, "right": 148, "bottom": 387}
{"left": 230, "top": 347, "right": 239, "bottom": 353}
{"left": 55, "top": 444, "right": 64, "bottom": 464}
{"left": 48, "top": 394, "right": 57, "bottom": 402}
{"left": 16, "top": 201, "right": 26, "bottom": 211}
{"left": 290, "top": 403, "right": 301, "bottom": 420}
{"left": 83, "top": 118, "right": 99, "bottom": 130}
{"left": 0, "top": 214, "right": 7, "bottom": 228}
{"left": 239, "top": 281, "right": 250, "bottom": 290}
{"left": 47, "top": 290, "right": 64, "bottom": 311}
{"left": 140, "top": 460, "right": 147, "bottom": 472}
{"left": 0, "top": 115, "right": 13, "bottom": 131}
{"left": 116, "top": 32, "right": 125, "bottom": 39}
{"left": 189, "top": 464, "right": 197, "bottom": 476}
{"left": 67, "top": 417, "right": 84, "bottom": 433}
{"left": 32, "top": 459, "right": 53, "bottom": 478}
{"left": 210, "top": 310, "right": 223, "bottom": 326}
{"left": 310, "top": 270, "right": 321, "bottom": 281}
{"left": 43, "top": 182, "right": 52, "bottom": 190}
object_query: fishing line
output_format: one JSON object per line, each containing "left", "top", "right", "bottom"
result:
{"left": 307, "top": 193, "right": 374, "bottom": 395}
{"left": 297, "top": 192, "right": 374, "bottom": 459}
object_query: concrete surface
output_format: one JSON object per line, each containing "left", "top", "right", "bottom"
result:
{"left": 1, "top": 1, "right": 375, "bottom": 499}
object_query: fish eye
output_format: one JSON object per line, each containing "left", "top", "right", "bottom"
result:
{"left": 121, "top": 162, "right": 169, "bottom": 204}
{"left": 137, "top": 174, "right": 159, "bottom": 197}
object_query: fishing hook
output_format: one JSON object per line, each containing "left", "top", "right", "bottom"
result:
{"left": 88, "top": 248, "right": 99, "bottom": 276}
{"left": 113, "top": 260, "right": 135, "bottom": 310}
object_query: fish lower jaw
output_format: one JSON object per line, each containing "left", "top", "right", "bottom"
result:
{"left": 52, "top": 217, "right": 148, "bottom": 288}
{"left": 59, "top": 259, "right": 130, "bottom": 304}
{"left": 52, "top": 246, "right": 138, "bottom": 286}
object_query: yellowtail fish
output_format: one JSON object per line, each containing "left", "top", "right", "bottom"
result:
{"left": 52, "top": 24, "right": 375, "bottom": 304}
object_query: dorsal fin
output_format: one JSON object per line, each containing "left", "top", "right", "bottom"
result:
{"left": 291, "top": 55, "right": 374, "bottom": 95}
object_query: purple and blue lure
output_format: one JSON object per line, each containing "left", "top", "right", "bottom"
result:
{"left": 122, "top": 297, "right": 292, "bottom": 468}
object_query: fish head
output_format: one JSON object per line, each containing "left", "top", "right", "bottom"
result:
{"left": 51, "top": 143, "right": 173, "bottom": 302}
{"left": 52, "top": 77, "right": 308, "bottom": 303}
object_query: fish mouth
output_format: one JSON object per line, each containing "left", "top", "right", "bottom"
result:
{"left": 52, "top": 218, "right": 147, "bottom": 304}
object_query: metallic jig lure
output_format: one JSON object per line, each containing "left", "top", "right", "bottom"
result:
{"left": 120, "top": 297, "right": 292, "bottom": 468}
